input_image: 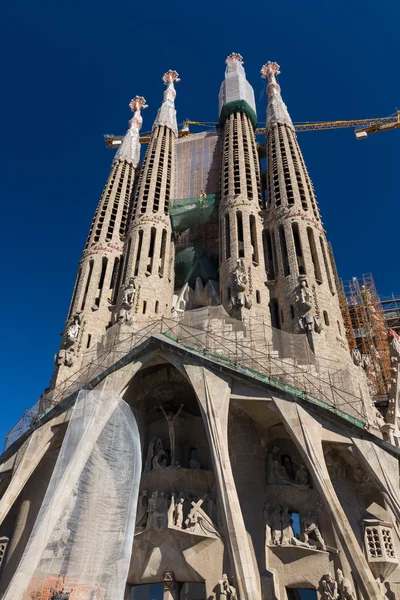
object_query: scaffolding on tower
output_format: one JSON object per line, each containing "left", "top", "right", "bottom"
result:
{"left": 341, "top": 274, "right": 391, "bottom": 396}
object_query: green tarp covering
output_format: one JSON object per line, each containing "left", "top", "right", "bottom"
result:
{"left": 169, "top": 194, "right": 217, "bottom": 235}
{"left": 175, "top": 246, "right": 219, "bottom": 289}
{"left": 218, "top": 100, "right": 257, "bottom": 130}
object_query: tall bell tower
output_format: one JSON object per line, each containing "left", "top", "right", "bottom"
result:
{"left": 261, "top": 62, "right": 349, "bottom": 360}
{"left": 218, "top": 53, "right": 270, "bottom": 323}
{"left": 52, "top": 96, "right": 146, "bottom": 385}
{"left": 115, "top": 71, "right": 179, "bottom": 322}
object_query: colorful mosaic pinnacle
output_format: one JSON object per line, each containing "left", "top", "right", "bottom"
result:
{"left": 260, "top": 61, "right": 281, "bottom": 79}
{"left": 162, "top": 70, "right": 180, "bottom": 85}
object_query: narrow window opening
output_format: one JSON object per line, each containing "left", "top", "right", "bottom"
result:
{"left": 159, "top": 229, "right": 167, "bottom": 277}
{"left": 146, "top": 227, "right": 156, "bottom": 274}
{"left": 109, "top": 257, "right": 119, "bottom": 289}
{"left": 86, "top": 334, "right": 92, "bottom": 349}
{"left": 320, "top": 237, "right": 335, "bottom": 294}
{"left": 112, "top": 257, "right": 123, "bottom": 304}
{"left": 256, "top": 290, "right": 261, "bottom": 304}
{"left": 68, "top": 267, "right": 82, "bottom": 319}
{"left": 142, "top": 300, "right": 147, "bottom": 314}
{"left": 98, "top": 257, "right": 108, "bottom": 290}
{"left": 291, "top": 512, "right": 301, "bottom": 536}
{"left": 337, "top": 320, "right": 342, "bottom": 335}
{"left": 292, "top": 222, "right": 306, "bottom": 275}
{"left": 290, "top": 304, "right": 295, "bottom": 319}
{"left": 307, "top": 227, "right": 322, "bottom": 284}
{"left": 227, "top": 287, "right": 231, "bottom": 301}
{"left": 263, "top": 230, "right": 275, "bottom": 280}
{"left": 155, "top": 300, "right": 159, "bottom": 314}
{"left": 250, "top": 214, "right": 259, "bottom": 265}
{"left": 271, "top": 230, "right": 279, "bottom": 277}
{"left": 224, "top": 214, "right": 231, "bottom": 260}
{"left": 270, "top": 298, "right": 280, "bottom": 330}
{"left": 236, "top": 211, "right": 244, "bottom": 258}
{"left": 280, "top": 309, "right": 284, "bottom": 324}
{"left": 279, "top": 225, "right": 290, "bottom": 276}
{"left": 286, "top": 588, "right": 317, "bottom": 600}
{"left": 134, "top": 230, "right": 143, "bottom": 277}
{"left": 323, "top": 310, "right": 330, "bottom": 326}
{"left": 122, "top": 238, "right": 132, "bottom": 284}
{"left": 81, "top": 260, "right": 94, "bottom": 310}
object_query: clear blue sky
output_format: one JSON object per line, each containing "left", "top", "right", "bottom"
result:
{"left": 1, "top": 0, "right": 399, "bottom": 447}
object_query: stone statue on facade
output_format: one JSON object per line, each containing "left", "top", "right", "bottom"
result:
{"left": 271, "top": 506, "right": 282, "bottom": 545}
{"left": 135, "top": 490, "right": 149, "bottom": 532}
{"left": 232, "top": 259, "right": 251, "bottom": 309}
{"left": 296, "top": 278, "right": 322, "bottom": 334}
{"left": 49, "top": 589, "right": 73, "bottom": 600}
{"left": 160, "top": 403, "right": 184, "bottom": 466}
{"left": 281, "top": 505, "right": 294, "bottom": 545}
{"left": 66, "top": 315, "right": 81, "bottom": 343}
{"left": 174, "top": 494, "right": 185, "bottom": 528}
{"left": 118, "top": 277, "right": 136, "bottom": 322}
{"left": 295, "top": 464, "right": 309, "bottom": 486}
{"left": 320, "top": 573, "right": 339, "bottom": 600}
{"left": 147, "top": 490, "right": 168, "bottom": 533}
{"left": 167, "top": 493, "right": 176, "bottom": 527}
{"left": 262, "top": 501, "right": 272, "bottom": 546}
{"left": 267, "top": 447, "right": 309, "bottom": 488}
{"left": 302, "top": 512, "right": 326, "bottom": 550}
{"left": 336, "top": 569, "right": 356, "bottom": 600}
{"left": 218, "top": 574, "right": 237, "bottom": 599}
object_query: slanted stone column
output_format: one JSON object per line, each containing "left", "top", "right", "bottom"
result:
{"left": 271, "top": 395, "right": 383, "bottom": 600}
{"left": 183, "top": 364, "right": 261, "bottom": 600}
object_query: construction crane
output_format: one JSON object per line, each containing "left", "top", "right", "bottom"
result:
{"left": 104, "top": 111, "right": 400, "bottom": 148}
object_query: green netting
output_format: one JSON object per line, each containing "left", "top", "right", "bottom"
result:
{"left": 174, "top": 246, "right": 219, "bottom": 289}
{"left": 218, "top": 100, "right": 257, "bottom": 130}
{"left": 170, "top": 194, "right": 217, "bottom": 235}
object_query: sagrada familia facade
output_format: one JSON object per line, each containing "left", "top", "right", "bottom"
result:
{"left": 0, "top": 54, "right": 399, "bottom": 600}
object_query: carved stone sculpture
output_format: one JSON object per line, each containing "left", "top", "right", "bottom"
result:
{"left": 302, "top": 512, "right": 326, "bottom": 551}
{"left": 174, "top": 495, "right": 185, "bottom": 529}
{"left": 296, "top": 278, "right": 322, "bottom": 334}
{"left": 218, "top": 574, "right": 237, "bottom": 599}
{"left": 267, "top": 446, "right": 309, "bottom": 488}
{"left": 135, "top": 490, "right": 149, "bottom": 531}
{"left": 320, "top": 573, "right": 339, "bottom": 600}
{"left": 232, "top": 259, "right": 251, "bottom": 309}
{"left": 271, "top": 506, "right": 282, "bottom": 545}
{"left": 336, "top": 569, "right": 356, "bottom": 600}
{"left": 281, "top": 505, "right": 294, "bottom": 545}
{"left": 49, "top": 589, "right": 73, "bottom": 600}
{"left": 118, "top": 277, "right": 136, "bottom": 322}
{"left": 66, "top": 315, "right": 81, "bottom": 344}
{"left": 167, "top": 493, "right": 176, "bottom": 527}
{"left": 262, "top": 501, "right": 272, "bottom": 546}
{"left": 295, "top": 464, "right": 309, "bottom": 486}
{"left": 160, "top": 403, "right": 184, "bottom": 466}
{"left": 184, "top": 497, "right": 219, "bottom": 537}
{"left": 148, "top": 490, "right": 168, "bottom": 533}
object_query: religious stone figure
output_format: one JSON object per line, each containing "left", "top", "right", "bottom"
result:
{"left": 135, "top": 490, "right": 149, "bottom": 532}
{"left": 271, "top": 506, "right": 282, "bottom": 545}
{"left": 262, "top": 501, "right": 272, "bottom": 546}
{"left": 302, "top": 512, "right": 326, "bottom": 550}
{"left": 143, "top": 437, "right": 160, "bottom": 473}
{"left": 167, "top": 493, "right": 176, "bottom": 527}
{"left": 118, "top": 277, "right": 136, "bottom": 322}
{"left": 66, "top": 315, "right": 81, "bottom": 345}
{"left": 281, "top": 451, "right": 294, "bottom": 479}
{"left": 281, "top": 506, "right": 294, "bottom": 545}
{"left": 320, "top": 573, "right": 339, "bottom": 600}
{"left": 160, "top": 403, "right": 184, "bottom": 466}
{"left": 148, "top": 491, "right": 168, "bottom": 533}
{"left": 50, "top": 589, "right": 73, "bottom": 600}
{"left": 218, "top": 574, "right": 237, "bottom": 599}
{"left": 336, "top": 569, "right": 356, "bottom": 600}
{"left": 232, "top": 259, "right": 251, "bottom": 309}
{"left": 295, "top": 464, "right": 309, "bottom": 486}
{"left": 174, "top": 495, "right": 185, "bottom": 529}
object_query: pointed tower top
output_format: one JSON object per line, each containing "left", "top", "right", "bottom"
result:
{"left": 114, "top": 96, "right": 147, "bottom": 166}
{"left": 219, "top": 53, "right": 256, "bottom": 126}
{"left": 261, "top": 61, "right": 294, "bottom": 131}
{"left": 153, "top": 70, "right": 180, "bottom": 135}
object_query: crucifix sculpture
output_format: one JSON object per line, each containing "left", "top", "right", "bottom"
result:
{"left": 160, "top": 403, "right": 184, "bottom": 466}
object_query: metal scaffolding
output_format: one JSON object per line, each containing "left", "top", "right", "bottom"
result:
{"left": 341, "top": 274, "right": 391, "bottom": 396}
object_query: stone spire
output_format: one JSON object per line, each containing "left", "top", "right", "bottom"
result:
{"left": 261, "top": 62, "right": 294, "bottom": 131}
{"left": 114, "top": 96, "right": 147, "bottom": 165}
{"left": 218, "top": 54, "right": 269, "bottom": 323}
{"left": 153, "top": 70, "right": 180, "bottom": 136}
{"left": 115, "top": 72, "right": 180, "bottom": 322}
{"left": 51, "top": 96, "right": 147, "bottom": 387}
{"left": 219, "top": 52, "right": 256, "bottom": 120}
